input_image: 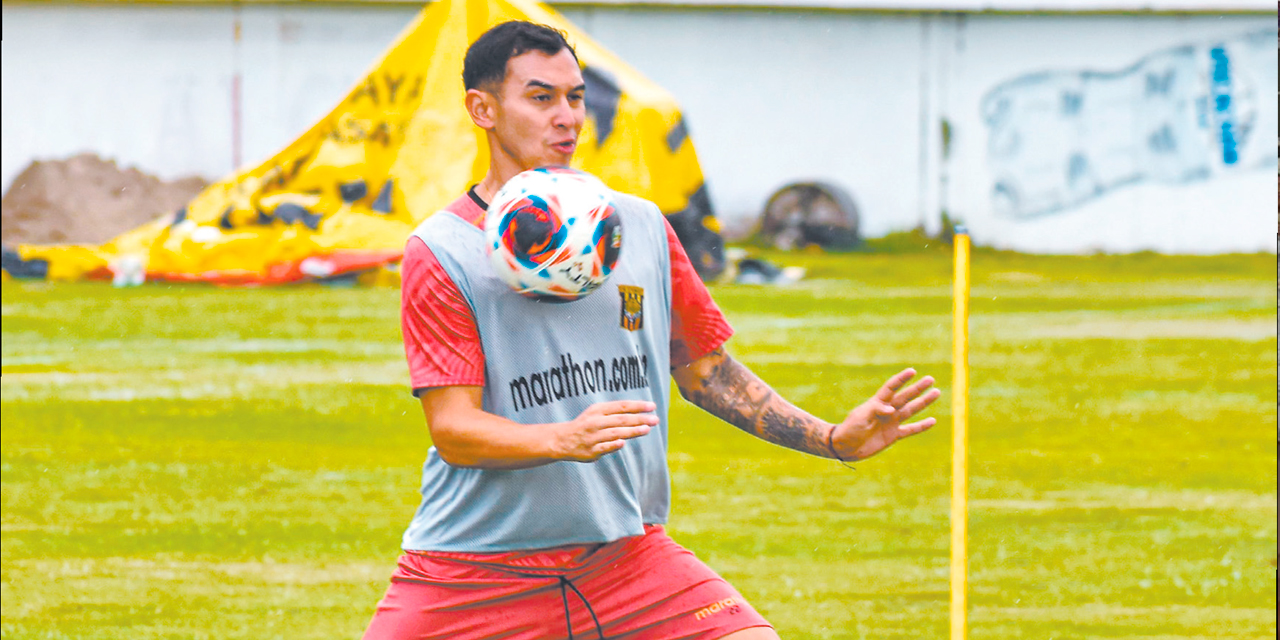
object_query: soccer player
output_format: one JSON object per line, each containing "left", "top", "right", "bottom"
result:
{"left": 363, "top": 20, "right": 941, "bottom": 640}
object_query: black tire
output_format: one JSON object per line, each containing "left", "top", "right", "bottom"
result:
{"left": 759, "top": 181, "right": 860, "bottom": 250}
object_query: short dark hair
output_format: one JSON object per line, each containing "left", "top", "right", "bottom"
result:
{"left": 463, "top": 21, "right": 578, "bottom": 91}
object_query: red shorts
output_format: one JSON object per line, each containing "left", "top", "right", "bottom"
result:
{"left": 362, "top": 525, "right": 772, "bottom": 640}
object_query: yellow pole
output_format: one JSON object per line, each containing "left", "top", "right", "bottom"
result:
{"left": 950, "top": 227, "right": 970, "bottom": 640}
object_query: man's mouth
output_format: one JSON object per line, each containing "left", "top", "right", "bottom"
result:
{"left": 552, "top": 140, "right": 576, "bottom": 154}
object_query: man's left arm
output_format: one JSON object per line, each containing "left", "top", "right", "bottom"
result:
{"left": 671, "top": 346, "right": 942, "bottom": 462}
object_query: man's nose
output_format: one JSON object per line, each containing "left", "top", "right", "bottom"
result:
{"left": 551, "top": 97, "right": 579, "bottom": 129}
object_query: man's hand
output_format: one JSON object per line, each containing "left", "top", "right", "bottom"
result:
{"left": 830, "top": 368, "right": 941, "bottom": 462}
{"left": 552, "top": 400, "right": 657, "bottom": 462}
{"left": 674, "top": 347, "right": 939, "bottom": 463}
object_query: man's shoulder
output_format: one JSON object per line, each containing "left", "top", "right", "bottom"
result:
{"left": 610, "top": 191, "right": 661, "bottom": 217}
{"left": 409, "top": 211, "right": 449, "bottom": 242}
{"left": 411, "top": 193, "right": 485, "bottom": 237}
{"left": 609, "top": 192, "right": 667, "bottom": 242}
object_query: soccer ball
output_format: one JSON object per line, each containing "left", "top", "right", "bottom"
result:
{"left": 485, "top": 167, "right": 621, "bottom": 302}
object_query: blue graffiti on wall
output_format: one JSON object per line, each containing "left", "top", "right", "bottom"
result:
{"left": 1209, "top": 46, "right": 1239, "bottom": 166}
{"left": 980, "top": 29, "right": 1276, "bottom": 219}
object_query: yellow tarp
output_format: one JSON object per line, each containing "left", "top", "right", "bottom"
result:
{"left": 11, "top": 0, "right": 714, "bottom": 284}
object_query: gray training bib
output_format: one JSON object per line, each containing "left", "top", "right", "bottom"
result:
{"left": 401, "top": 192, "right": 673, "bottom": 552}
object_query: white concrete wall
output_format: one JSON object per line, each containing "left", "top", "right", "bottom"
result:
{"left": 0, "top": 4, "right": 415, "bottom": 183}
{"left": 937, "top": 14, "right": 1277, "bottom": 253}
{"left": 563, "top": 7, "right": 932, "bottom": 240}
{"left": 4, "top": 4, "right": 234, "bottom": 182}
{"left": 561, "top": 7, "right": 1276, "bottom": 252}
{"left": 3, "top": 3, "right": 1274, "bottom": 253}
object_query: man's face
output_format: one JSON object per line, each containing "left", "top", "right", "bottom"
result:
{"left": 488, "top": 49, "right": 586, "bottom": 171}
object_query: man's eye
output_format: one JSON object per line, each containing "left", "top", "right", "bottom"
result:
{"left": 568, "top": 93, "right": 584, "bottom": 103}
{"left": 533, "top": 94, "right": 551, "bottom": 102}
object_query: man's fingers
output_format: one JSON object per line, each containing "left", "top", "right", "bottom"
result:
{"left": 847, "top": 402, "right": 894, "bottom": 425}
{"left": 898, "top": 417, "right": 937, "bottom": 437}
{"left": 590, "top": 400, "right": 658, "bottom": 416}
{"left": 875, "top": 368, "right": 918, "bottom": 402}
{"left": 587, "top": 426, "right": 651, "bottom": 458}
{"left": 891, "top": 376, "right": 935, "bottom": 408}
{"left": 596, "top": 413, "right": 659, "bottom": 430}
{"left": 597, "top": 425, "right": 653, "bottom": 442}
{"left": 896, "top": 388, "right": 942, "bottom": 420}
{"left": 592, "top": 440, "right": 627, "bottom": 456}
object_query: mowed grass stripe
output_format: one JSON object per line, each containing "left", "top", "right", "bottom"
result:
{"left": 1, "top": 362, "right": 410, "bottom": 402}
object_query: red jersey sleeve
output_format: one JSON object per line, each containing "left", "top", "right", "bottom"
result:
{"left": 664, "top": 216, "right": 733, "bottom": 367}
{"left": 401, "top": 235, "right": 486, "bottom": 395}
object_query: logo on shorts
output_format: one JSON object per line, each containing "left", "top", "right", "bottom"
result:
{"left": 693, "top": 597, "right": 742, "bottom": 621}
{"left": 618, "top": 285, "right": 644, "bottom": 331}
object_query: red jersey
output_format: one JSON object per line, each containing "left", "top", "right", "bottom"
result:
{"left": 401, "top": 189, "right": 732, "bottom": 395}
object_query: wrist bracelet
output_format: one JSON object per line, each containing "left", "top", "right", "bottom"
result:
{"left": 826, "top": 425, "right": 856, "bottom": 470}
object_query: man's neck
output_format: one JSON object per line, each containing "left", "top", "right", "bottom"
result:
{"left": 474, "top": 173, "right": 507, "bottom": 205}
{"left": 477, "top": 140, "right": 527, "bottom": 203}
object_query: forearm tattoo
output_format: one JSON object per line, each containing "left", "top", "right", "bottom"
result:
{"left": 677, "top": 348, "right": 832, "bottom": 458}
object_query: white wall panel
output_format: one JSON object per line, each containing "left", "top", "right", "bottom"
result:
{"left": 561, "top": 7, "right": 928, "bottom": 238}
{"left": 563, "top": 8, "right": 1276, "bottom": 251}
{"left": 2, "top": 5, "right": 239, "bottom": 183}
{"left": 0, "top": 4, "right": 417, "bottom": 186}
{"left": 940, "top": 14, "right": 1276, "bottom": 253}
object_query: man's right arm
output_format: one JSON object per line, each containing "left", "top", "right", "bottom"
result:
{"left": 401, "top": 237, "right": 486, "bottom": 394}
{"left": 421, "top": 386, "right": 657, "bottom": 470}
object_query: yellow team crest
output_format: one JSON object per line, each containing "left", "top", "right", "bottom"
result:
{"left": 618, "top": 285, "right": 644, "bottom": 331}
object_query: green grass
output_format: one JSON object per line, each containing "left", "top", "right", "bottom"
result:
{"left": 2, "top": 248, "right": 1275, "bottom": 639}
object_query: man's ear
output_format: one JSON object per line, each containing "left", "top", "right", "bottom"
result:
{"left": 465, "top": 88, "right": 497, "bottom": 129}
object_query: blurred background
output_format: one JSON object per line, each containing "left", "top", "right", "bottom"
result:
{"left": 3, "top": 0, "right": 1275, "bottom": 254}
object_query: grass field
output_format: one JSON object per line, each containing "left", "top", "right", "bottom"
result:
{"left": 2, "top": 246, "right": 1276, "bottom": 639}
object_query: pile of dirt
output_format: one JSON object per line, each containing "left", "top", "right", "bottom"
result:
{"left": 1, "top": 153, "right": 208, "bottom": 246}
